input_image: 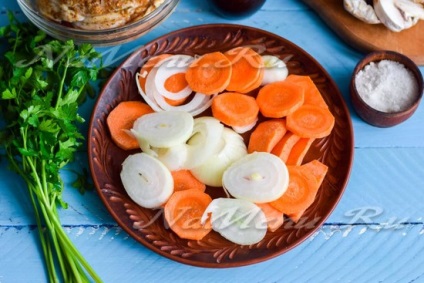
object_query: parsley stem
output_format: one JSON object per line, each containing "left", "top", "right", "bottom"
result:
{"left": 1, "top": 16, "right": 103, "bottom": 282}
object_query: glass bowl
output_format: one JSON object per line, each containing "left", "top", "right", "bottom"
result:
{"left": 17, "top": 0, "right": 179, "bottom": 46}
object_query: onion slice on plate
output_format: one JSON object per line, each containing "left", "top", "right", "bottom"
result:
{"left": 154, "top": 55, "right": 194, "bottom": 100}
{"left": 185, "top": 116, "right": 224, "bottom": 169}
{"left": 222, "top": 152, "right": 289, "bottom": 203}
{"left": 190, "top": 128, "right": 247, "bottom": 187}
{"left": 201, "top": 198, "right": 267, "bottom": 245}
{"left": 261, "top": 55, "right": 288, "bottom": 85}
{"left": 131, "top": 111, "right": 194, "bottom": 148}
{"left": 136, "top": 59, "right": 216, "bottom": 116}
{"left": 120, "top": 153, "right": 173, "bottom": 209}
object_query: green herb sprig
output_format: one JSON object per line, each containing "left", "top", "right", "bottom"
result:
{"left": 0, "top": 13, "right": 102, "bottom": 282}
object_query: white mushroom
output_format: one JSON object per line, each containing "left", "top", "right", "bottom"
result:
{"left": 374, "top": 0, "right": 410, "bottom": 31}
{"left": 344, "top": 0, "right": 381, "bottom": 24}
{"left": 395, "top": 0, "right": 424, "bottom": 20}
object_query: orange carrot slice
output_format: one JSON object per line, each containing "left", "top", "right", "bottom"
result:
{"left": 285, "top": 75, "right": 328, "bottom": 108}
{"left": 287, "top": 210, "right": 304, "bottom": 223}
{"left": 224, "top": 46, "right": 264, "bottom": 93}
{"left": 211, "top": 92, "right": 259, "bottom": 127}
{"left": 171, "top": 170, "right": 206, "bottom": 192}
{"left": 164, "top": 189, "right": 212, "bottom": 240}
{"left": 256, "top": 81, "right": 305, "bottom": 118}
{"left": 256, "top": 203, "right": 285, "bottom": 232}
{"left": 106, "top": 101, "right": 154, "bottom": 150}
{"left": 138, "top": 54, "right": 171, "bottom": 93}
{"left": 163, "top": 73, "right": 189, "bottom": 106}
{"left": 270, "top": 166, "right": 318, "bottom": 215}
{"left": 287, "top": 160, "right": 328, "bottom": 222}
{"left": 248, "top": 119, "right": 287, "bottom": 153}
{"left": 301, "top": 159, "right": 328, "bottom": 186}
{"left": 185, "top": 51, "right": 232, "bottom": 95}
{"left": 286, "top": 104, "right": 335, "bottom": 138}
{"left": 285, "top": 138, "right": 315, "bottom": 166}
{"left": 271, "top": 132, "right": 301, "bottom": 163}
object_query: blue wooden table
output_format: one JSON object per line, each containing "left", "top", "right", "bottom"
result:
{"left": 1, "top": 1, "right": 424, "bottom": 282}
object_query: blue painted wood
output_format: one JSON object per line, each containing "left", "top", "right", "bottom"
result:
{"left": 2, "top": 0, "right": 424, "bottom": 282}
{"left": 1, "top": 225, "right": 424, "bottom": 282}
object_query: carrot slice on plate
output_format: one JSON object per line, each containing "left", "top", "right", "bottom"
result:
{"left": 285, "top": 74, "right": 328, "bottom": 108}
{"left": 286, "top": 160, "right": 328, "bottom": 222}
{"left": 164, "top": 189, "right": 212, "bottom": 240}
{"left": 301, "top": 159, "right": 328, "bottom": 186}
{"left": 285, "top": 138, "right": 315, "bottom": 166}
{"left": 224, "top": 46, "right": 264, "bottom": 93}
{"left": 211, "top": 92, "right": 259, "bottom": 127}
{"left": 270, "top": 166, "right": 318, "bottom": 215}
{"left": 248, "top": 119, "right": 287, "bottom": 153}
{"left": 106, "top": 101, "right": 154, "bottom": 150}
{"left": 256, "top": 203, "right": 285, "bottom": 232}
{"left": 185, "top": 51, "right": 232, "bottom": 95}
{"left": 163, "top": 72, "right": 189, "bottom": 106}
{"left": 256, "top": 81, "right": 304, "bottom": 118}
{"left": 271, "top": 132, "right": 301, "bottom": 163}
{"left": 171, "top": 170, "right": 206, "bottom": 192}
{"left": 286, "top": 104, "right": 335, "bottom": 138}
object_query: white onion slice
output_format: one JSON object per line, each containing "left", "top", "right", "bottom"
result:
{"left": 143, "top": 66, "right": 215, "bottom": 116}
{"left": 185, "top": 116, "right": 224, "bottom": 169}
{"left": 154, "top": 55, "right": 194, "bottom": 100}
{"left": 222, "top": 152, "right": 289, "bottom": 203}
{"left": 261, "top": 55, "right": 288, "bottom": 85}
{"left": 136, "top": 72, "right": 162, "bottom": 112}
{"left": 153, "top": 143, "right": 188, "bottom": 171}
{"left": 131, "top": 111, "right": 194, "bottom": 148}
{"left": 190, "top": 128, "right": 247, "bottom": 187}
{"left": 232, "top": 118, "right": 258, "bottom": 134}
{"left": 201, "top": 198, "right": 267, "bottom": 245}
{"left": 120, "top": 153, "right": 173, "bottom": 209}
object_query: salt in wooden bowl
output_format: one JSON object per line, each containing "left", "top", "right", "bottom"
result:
{"left": 350, "top": 50, "right": 423, "bottom": 127}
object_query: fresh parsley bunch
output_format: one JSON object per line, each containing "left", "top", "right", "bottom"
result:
{"left": 0, "top": 13, "right": 102, "bottom": 282}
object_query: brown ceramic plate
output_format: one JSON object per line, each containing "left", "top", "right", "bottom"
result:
{"left": 88, "top": 24, "right": 354, "bottom": 267}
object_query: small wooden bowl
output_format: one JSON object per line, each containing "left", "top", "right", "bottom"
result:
{"left": 350, "top": 50, "right": 423, "bottom": 127}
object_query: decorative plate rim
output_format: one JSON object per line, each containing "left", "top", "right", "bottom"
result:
{"left": 88, "top": 23, "right": 354, "bottom": 268}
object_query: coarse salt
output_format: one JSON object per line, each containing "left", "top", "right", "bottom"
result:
{"left": 355, "top": 60, "right": 418, "bottom": 113}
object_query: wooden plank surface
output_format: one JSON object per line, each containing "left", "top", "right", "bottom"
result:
{"left": 301, "top": 0, "right": 424, "bottom": 65}
{"left": 1, "top": 0, "right": 424, "bottom": 282}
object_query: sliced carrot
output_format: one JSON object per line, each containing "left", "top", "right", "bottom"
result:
{"left": 286, "top": 104, "right": 335, "bottom": 138}
{"left": 224, "top": 46, "right": 264, "bottom": 93}
{"left": 211, "top": 92, "right": 259, "bottom": 127}
{"left": 270, "top": 166, "right": 318, "bottom": 215}
{"left": 287, "top": 160, "right": 328, "bottom": 222}
{"left": 164, "top": 189, "right": 212, "bottom": 240}
{"left": 163, "top": 72, "right": 189, "bottom": 106}
{"left": 287, "top": 210, "right": 304, "bottom": 223}
{"left": 138, "top": 54, "right": 171, "bottom": 93}
{"left": 285, "top": 138, "right": 315, "bottom": 166}
{"left": 248, "top": 119, "right": 287, "bottom": 153}
{"left": 256, "top": 81, "right": 304, "bottom": 118}
{"left": 106, "top": 101, "right": 154, "bottom": 150}
{"left": 271, "top": 132, "right": 301, "bottom": 163}
{"left": 256, "top": 203, "right": 285, "bottom": 232}
{"left": 301, "top": 159, "right": 328, "bottom": 186}
{"left": 285, "top": 75, "right": 328, "bottom": 108}
{"left": 171, "top": 170, "right": 206, "bottom": 192}
{"left": 185, "top": 51, "right": 232, "bottom": 95}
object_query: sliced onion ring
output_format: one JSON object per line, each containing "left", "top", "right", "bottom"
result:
{"left": 154, "top": 55, "right": 194, "bottom": 100}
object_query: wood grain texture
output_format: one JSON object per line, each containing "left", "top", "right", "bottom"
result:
{"left": 301, "top": 0, "right": 424, "bottom": 65}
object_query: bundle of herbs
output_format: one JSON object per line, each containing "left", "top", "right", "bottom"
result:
{"left": 0, "top": 13, "right": 102, "bottom": 282}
